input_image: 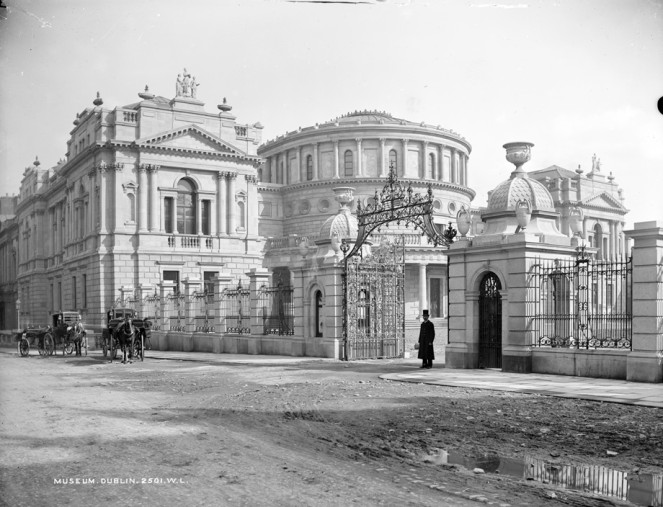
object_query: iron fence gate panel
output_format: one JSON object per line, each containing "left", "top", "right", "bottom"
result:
{"left": 191, "top": 291, "right": 215, "bottom": 332}
{"left": 479, "top": 272, "right": 502, "bottom": 369}
{"left": 142, "top": 294, "right": 161, "bottom": 330}
{"left": 527, "top": 250, "right": 632, "bottom": 349}
{"left": 165, "top": 293, "right": 186, "bottom": 332}
{"left": 259, "top": 284, "right": 294, "bottom": 335}
{"left": 344, "top": 238, "right": 405, "bottom": 360}
{"left": 222, "top": 283, "right": 251, "bottom": 334}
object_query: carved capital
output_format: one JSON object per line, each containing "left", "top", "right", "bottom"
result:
{"left": 245, "top": 174, "right": 258, "bottom": 184}
{"left": 379, "top": 138, "right": 386, "bottom": 144}
{"left": 226, "top": 172, "right": 238, "bottom": 181}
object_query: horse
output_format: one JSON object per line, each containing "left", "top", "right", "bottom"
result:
{"left": 111, "top": 316, "right": 136, "bottom": 364}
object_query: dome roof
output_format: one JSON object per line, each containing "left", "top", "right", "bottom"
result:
{"left": 487, "top": 173, "right": 555, "bottom": 212}
{"left": 318, "top": 210, "right": 358, "bottom": 240}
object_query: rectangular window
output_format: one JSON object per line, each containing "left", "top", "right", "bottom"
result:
{"left": 203, "top": 271, "right": 217, "bottom": 297}
{"left": 58, "top": 281, "right": 62, "bottom": 310}
{"left": 73, "top": 276, "right": 77, "bottom": 308}
{"left": 202, "top": 200, "right": 210, "bottom": 235}
{"left": 165, "top": 197, "right": 174, "bottom": 233}
{"left": 82, "top": 274, "right": 87, "bottom": 308}
{"left": 163, "top": 270, "right": 180, "bottom": 294}
{"left": 50, "top": 283, "right": 54, "bottom": 311}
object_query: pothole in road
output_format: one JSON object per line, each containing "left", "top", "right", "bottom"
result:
{"left": 423, "top": 449, "right": 662, "bottom": 507}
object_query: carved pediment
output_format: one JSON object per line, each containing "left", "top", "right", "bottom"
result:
{"left": 581, "top": 192, "right": 626, "bottom": 212}
{"left": 137, "top": 125, "right": 246, "bottom": 158}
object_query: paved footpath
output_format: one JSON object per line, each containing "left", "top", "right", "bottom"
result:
{"left": 4, "top": 345, "right": 661, "bottom": 408}
{"left": 380, "top": 368, "right": 663, "bottom": 408}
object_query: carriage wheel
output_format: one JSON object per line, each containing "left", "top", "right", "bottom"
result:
{"left": 110, "top": 335, "right": 118, "bottom": 360}
{"left": 102, "top": 331, "right": 108, "bottom": 357}
{"left": 18, "top": 337, "right": 30, "bottom": 357}
{"left": 64, "top": 343, "right": 74, "bottom": 355}
{"left": 43, "top": 333, "right": 55, "bottom": 357}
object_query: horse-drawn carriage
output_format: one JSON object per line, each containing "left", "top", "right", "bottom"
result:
{"left": 102, "top": 307, "right": 152, "bottom": 362}
{"left": 16, "top": 311, "right": 87, "bottom": 357}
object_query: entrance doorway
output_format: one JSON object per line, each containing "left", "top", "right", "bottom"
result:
{"left": 479, "top": 272, "right": 502, "bottom": 368}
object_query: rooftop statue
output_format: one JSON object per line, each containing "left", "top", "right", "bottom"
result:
{"left": 175, "top": 68, "right": 199, "bottom": 98}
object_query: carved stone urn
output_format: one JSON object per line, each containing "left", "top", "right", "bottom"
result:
{"left": 456, "top": 206, "right": 471, "bottom": 237}
{"left": 503, "top": 141, "right": 534, "bottom": 174}
{"left": 568, "top": 206, "right": 583, "bottom": 237}
{"left": 515, "top": 199, "right": 532, "bottom": 230}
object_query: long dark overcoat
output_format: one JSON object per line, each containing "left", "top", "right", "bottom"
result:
{"left": 417, "top": 320, "right": 435, "bottom": 360}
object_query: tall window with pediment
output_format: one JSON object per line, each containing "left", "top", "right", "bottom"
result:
{"left": 344, "top": 150, "right": 353, "bottom": 177}
{"left": 177, "top": 178, "right": 196, "bottom": 234}
{"left": 306, "top": 155, "right": 313, "bottom": 181}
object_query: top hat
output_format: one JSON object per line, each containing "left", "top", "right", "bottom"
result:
{"left": 422, "top": 309, "right": 429, "bottom": 317}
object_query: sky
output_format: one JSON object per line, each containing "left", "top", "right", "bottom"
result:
{"left": 0, "top": 0, "right": 661, "bottom": 228}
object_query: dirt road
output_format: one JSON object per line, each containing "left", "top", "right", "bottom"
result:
{"left": 1, "top": 349, "right": 661, "bottom": 506}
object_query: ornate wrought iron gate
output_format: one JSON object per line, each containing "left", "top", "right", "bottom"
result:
{"left": 479, "top": 272, "right": 502, "bottom": 368}
{"left": 343, "top": 239, "right": 405, "bottom": 360}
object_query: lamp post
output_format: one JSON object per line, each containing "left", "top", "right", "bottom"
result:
{"left": 16, "top": 298, "right": 21, "bottom": 331}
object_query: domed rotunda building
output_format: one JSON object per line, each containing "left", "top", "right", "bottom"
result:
{"left": 257, "top": 110, "right": 475, "bottom": 327}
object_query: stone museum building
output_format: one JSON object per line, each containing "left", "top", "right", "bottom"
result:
{"left": 0, "top": 72, "right": 645, "bottom": 371}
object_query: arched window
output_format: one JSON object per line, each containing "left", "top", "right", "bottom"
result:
{"left": 344, "top": 150, "right": 353, "bottom": 177}
{"left": 429, "top": 153, "right": 436, "bottom": 180}
{"left": 177, "top": 178, "right": 196, "bottom": 234}
{"left": 238, "top": 201, "right": 246, "bottom": 230}
{"left": 389, "top": 150, "right": 398, "bottom": 174}
{"left": 306, "top": 155, "right": 313, "bottom": 181}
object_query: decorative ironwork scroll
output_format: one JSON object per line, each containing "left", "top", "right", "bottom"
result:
{"left": 344, "top": 166, "right": 455, "bottom": 260}
{"left": 222, "top": 282, "right": 251, "bottom": 334}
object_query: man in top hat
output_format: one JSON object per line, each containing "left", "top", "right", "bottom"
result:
{"left": 417, "top": 309, "right": 435, "bottom": 369}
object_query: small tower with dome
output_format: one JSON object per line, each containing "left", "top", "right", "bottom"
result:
{"left": 444, "top": 142, "right": 578, "bottom": 374}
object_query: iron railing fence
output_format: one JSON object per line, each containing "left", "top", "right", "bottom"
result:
{"left": 165, "top": 292, "right": 186, "bottom": 332}
{"left": 259, "top": 284, "right": 295, "bottom": 335}
{"left": 221, "top": 283, "right": 251, "bottom": 334}
{"left": 527, "top": 249, "right": 632, "bottom": 349}
{"left": 191, "top": 291, "right": 215, "bottom": 332}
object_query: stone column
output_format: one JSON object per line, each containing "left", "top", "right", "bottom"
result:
{"left": 213, "top": 274, "right": 233, "bottom": 335}
{"left": 625, "top": 221, "right": 663, "bottom": 382}
{"left": 227, "top": 173, "right": 237, "bottom": 236}
{"left": 137, "top": 283, "right": 153, "bottom": 319}
{"left": 450, "top": 148, "right": 457, "bottom": 183}
{"left": 313, "top": 143, "right": 319, "bottom": 180}
{"left": 183, "top": 278, "right": 202, "bottom": 335}
{"left": 87, "top": 171, "right": 96, "bottom": 232}
{"left": 418, "top": 263, "right": 428, "bottom": 316}
{"left": 333, "top": 141, "right": 340, "bottom": 179}
{"left": 148, "top": 165, "right": 160, "bottom": 232}
{"left": 266, "top": 157, "right": 272, "bottom": 184}
{"left": 402, "top": 139, "right": 409, "bottom": 177}
{"left": 98, "top": 166, "right": 107, "bottom": 232}
{"left": 464, "top": 155, "right": 469, "bottom": 188}
{"left": 248, "top": 268, "right": 271, "bottom": 350}
{"left": 118, "top": 286, "right": 134, "bottom": 305}
{"left": 196, "top": 194, "right": 202, "bottom": 235}
{"left": 437, "top": 145, "right": 443, "bottom": 181}
{"left": 379, "top": 138, "right": 387, "bottom": 177}
{"left": 246, "top": 175, "right": 258, "bottom": 238}
{"left": 217, "top": 172, "right": 227, "bottom": 235}
{"left": 137, "top": 165, "right": 148, "bottom": 232}
{"left": 159, "top": 281, "right": 176, "bottom": 332}
{"left": 284, "top": 151, "right": 290, "bottom": 185}
{"left": 297, "top": 147, "right": 302, "bottom": 183}
{"left": 355, "top": 138, "right": 363, "bottom": 177}
{"left": 422, "top": 141, "right": 429, "bottom": 179}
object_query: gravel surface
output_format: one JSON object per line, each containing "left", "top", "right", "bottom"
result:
{"left": 1, "top": 349, "right": 661, "bottom": 506}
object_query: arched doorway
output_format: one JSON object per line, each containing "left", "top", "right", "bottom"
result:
{"left": 479, "top": 272, "right": 502, "bottom": 368}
